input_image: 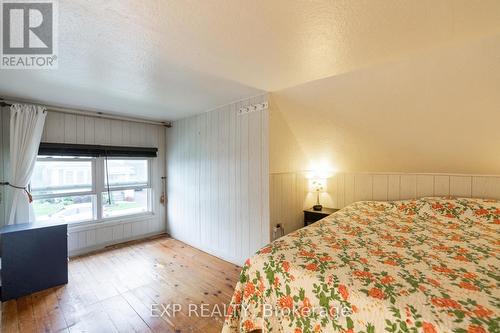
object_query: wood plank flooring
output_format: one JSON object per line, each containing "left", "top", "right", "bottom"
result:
{"left": 1, "top": 236, "right": 242, "bottom": 333}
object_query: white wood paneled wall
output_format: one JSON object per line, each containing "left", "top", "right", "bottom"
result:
{"left": 270, "top": 172, "right": 500, "bottom": 235}
{"left": 41, "top": 112, "right": 167, "bottom": 256}
{"left": 329, "top": 173, "right": 500, "bottom": 208}
{"left": 270, "top": 172, "right": 308, "bottom": 237}
{"left": 166, "top": 95, "right": 270, "bottom": 265}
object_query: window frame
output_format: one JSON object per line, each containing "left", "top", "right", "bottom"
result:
{"left": 32, "top": 155, "right": 153, "bottom": 225}
{"left": 32, "top": 156, "right": 97, "bottom": 224}
{"left": 99, "top": 157, "right": 153, "bottom": 220}
{"left": 31, "top": 156, "right": 97, "bottom": 199}
{"left": 102, "top": 157, "right": 152, "bottom": 191}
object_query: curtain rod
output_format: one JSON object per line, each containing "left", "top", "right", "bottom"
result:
{"left": 0, "top": 98, "right": 172, "bottom": 128}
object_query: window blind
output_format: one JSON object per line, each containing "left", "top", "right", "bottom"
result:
{"left": 38, "top": 143, "right": 158, "bottom": 158}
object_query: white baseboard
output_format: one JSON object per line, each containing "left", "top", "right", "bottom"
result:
{"left": 69, "top": 231, "right": 167, "bottom": 257}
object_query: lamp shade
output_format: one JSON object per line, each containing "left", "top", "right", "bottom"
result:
{"left": 309, "top": 178, "right": 327, "bottom": 193}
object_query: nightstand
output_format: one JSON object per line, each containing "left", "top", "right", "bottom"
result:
{"left": 304, "top": 207, "right": 339, "bottom": 227}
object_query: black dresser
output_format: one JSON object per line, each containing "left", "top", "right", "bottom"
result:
{"left": 0, "top": 221, "right": 68, "bottom": 301}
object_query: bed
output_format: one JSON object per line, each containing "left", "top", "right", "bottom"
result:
{"left": 222, "top": 197, "right": 499, "bottom": 333}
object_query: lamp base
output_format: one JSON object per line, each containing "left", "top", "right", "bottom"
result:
{"left": 313, "top": 205, "right": 323, "bottom": 211}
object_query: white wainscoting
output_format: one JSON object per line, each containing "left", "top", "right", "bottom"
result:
{"left": 41, "top": 111, "right": 167, "bottom": 256}
{"left": 166, "top": 95, "right": 270, "bottom": 266}
{"left": 329, "top": 173, "right": 500, "bottom": 208}
{"left": 270, "top": 172, "right": 500, "bottom": 236}
{"left": 270, "top": 172, "right": 308, "bottom": 237}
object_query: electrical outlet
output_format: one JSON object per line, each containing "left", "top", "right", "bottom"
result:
{"left": 272, "top": 223, "right": 284, "bottom": 241}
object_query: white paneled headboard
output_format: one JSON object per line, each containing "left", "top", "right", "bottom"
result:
{"left": 328, "top": 173, "right": 500, "bottom": 209}
{"left": 270, "top": 171, "right": 500, "bottom": 237}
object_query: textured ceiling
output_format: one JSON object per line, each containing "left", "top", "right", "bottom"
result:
{"left": 1, "top": 0, "right": 499, "bottom": 121}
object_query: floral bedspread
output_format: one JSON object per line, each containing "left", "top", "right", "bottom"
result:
{"left": 222, "top": 197, "right": 499, "bottom": 333}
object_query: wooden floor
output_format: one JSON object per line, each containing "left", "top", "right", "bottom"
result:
{"left": 1, "top": 236, "right": 242, "bottom": 333}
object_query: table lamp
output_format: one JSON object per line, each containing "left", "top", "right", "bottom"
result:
{"left": 309, "top": 178, "right": 326, "bottom": 211}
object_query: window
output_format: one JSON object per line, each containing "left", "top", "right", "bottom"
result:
{"left": 104, "top": 159, "right": 149, "bottom": 188}
{"left": 102, "top": 189, "right": 149, "bottom": 218}
{"left": 32, "top": 156, "right": 152, "bottom": 224}
{"left": 32, "top": 157, "right": 96, "bottom": 223}
{"left": 102, "top": 159, "right": 151, "bottom": 218}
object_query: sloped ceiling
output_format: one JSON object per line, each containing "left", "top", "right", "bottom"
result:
{"left": 1, "top": 1, "right": 500, "bottom": 120}
{"left": 271, "top": 34, "right": 500, "bottom": 174}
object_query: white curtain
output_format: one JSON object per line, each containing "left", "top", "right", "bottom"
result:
{"left": 7, "top": 104, "right": 46, "bottom": 225}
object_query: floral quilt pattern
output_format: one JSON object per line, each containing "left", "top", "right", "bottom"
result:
{"left": 222, "top": 198, "right": 499, "bottom": 333}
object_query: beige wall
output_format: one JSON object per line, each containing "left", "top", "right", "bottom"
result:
{"left": 269, "top": 97, "right": 308, "bottom": 174}
{"left": 271, "top": 33, "right": 500, "bottom": 175}
{"left": 269, "top": 33, "right": 500, "bottom": 236}
{"left": 269, "top": 98, "right": 308, "bottom": 235}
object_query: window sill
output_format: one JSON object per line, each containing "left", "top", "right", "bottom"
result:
{"left": 68, "top": 212, "right": 156, "bottom": 232}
